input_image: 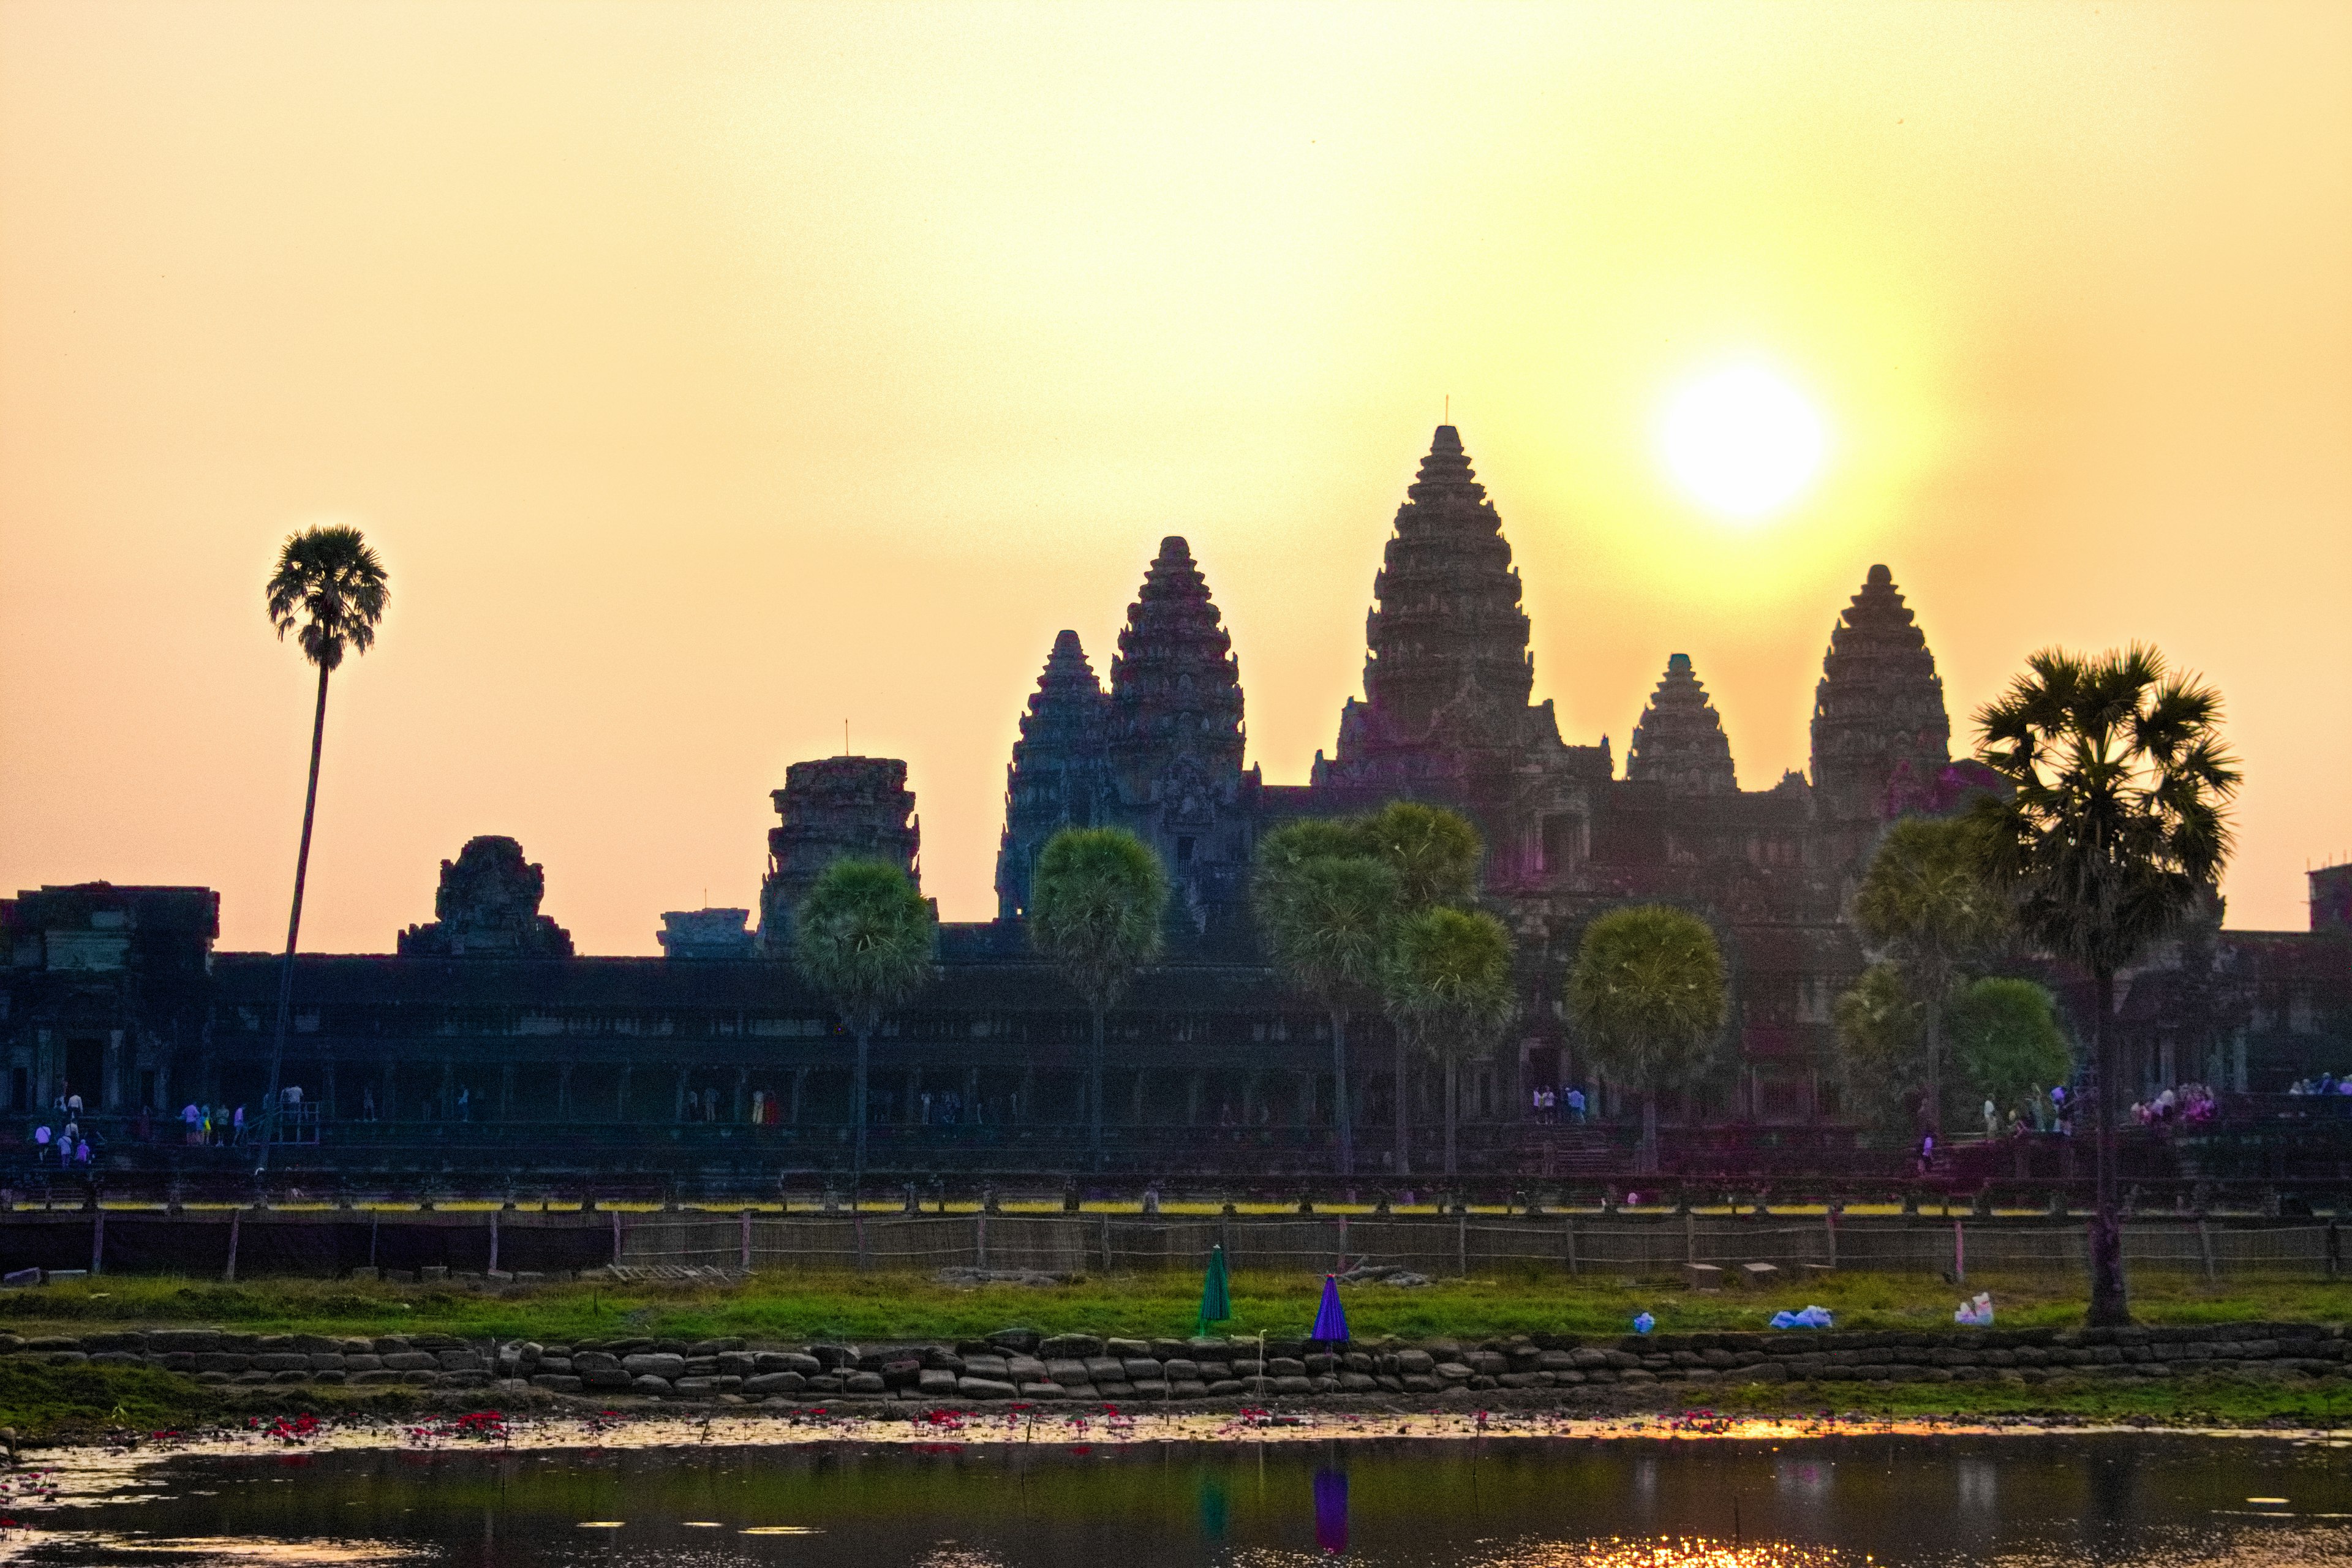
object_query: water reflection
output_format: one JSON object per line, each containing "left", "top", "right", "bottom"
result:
{"left": 12, "top": 1434, "right": 2351, "bottom": 1566}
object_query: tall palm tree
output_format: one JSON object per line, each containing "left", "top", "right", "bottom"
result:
{"left": 260, "top": 525, "right": 388, "bottom": 1169}
{"left": 1381, "top": 907, "right": 1515, "bottom": 1179}
{"left": 1565, "top": 905, "right": 1727, "bottom": 1175}
{"left": 792, "top": 860, "right": 938, "bottom": 1180}
{"left": 1253, "top": 827, "right": 1400, "bottom": 1177}
{"left": 1850, "top": 815, "right": 2010, "bottom": 1138}
{"left": 1028, "top": 827, "right": 1168, "bottom": 1169}
{"left": 1973, "top": 644, "right": 2237, "bottom": 1327}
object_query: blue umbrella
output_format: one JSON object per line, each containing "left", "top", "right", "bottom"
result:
{"left": 1310, "top": 1273, "right": 1349, "bottom": 1344}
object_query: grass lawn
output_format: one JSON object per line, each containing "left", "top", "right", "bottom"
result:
{"left": 2, "top": 1267, "right": 2346, "bottom": 1347}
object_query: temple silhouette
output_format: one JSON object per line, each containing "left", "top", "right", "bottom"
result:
{"left": 6, "top": 426, "right": 2347, "bottom": 1186}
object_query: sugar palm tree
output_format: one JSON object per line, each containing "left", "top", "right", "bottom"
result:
{"left": 1253, "top": 827, "right": 1400, "bottom": 1177}
{"left": 792, "top": 860, "right": 938, "bottom": 1180}
{"left": 260, "top": 525, "right": 388, "bottom": 1170}
{"left": 1850, "top": 815, "right": 2010, "bottom": 1138}
{"left": 1381, "top": 906, "right": 1515, "bottom": 1179}
{"left": 1566, "top": 905, "right": 1727, "bottom": 1175}
{"left": 1948, "top": 977, "right": 2072, "bottom": 1122}
{"left": 1973, "top": 644, "right": 2237, "bottom": 1326}
{"left": 1360, "top": 800, "right": 1481, "bottom": 910}
{"left": 1028, "top": 827, "right": 1168, "bottom": 1169}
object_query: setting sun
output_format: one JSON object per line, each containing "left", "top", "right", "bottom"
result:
{"left": 1657, "top": 364, "right": 1831, "bottom": 522}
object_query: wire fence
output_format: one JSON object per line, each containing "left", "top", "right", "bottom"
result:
{"left": 611, "top": 1212, "right": 2345, "bottom": 1281}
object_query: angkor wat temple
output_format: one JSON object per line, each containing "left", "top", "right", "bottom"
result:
{"left": 8, "top": 427, "right": 2348, "bottom": 1187}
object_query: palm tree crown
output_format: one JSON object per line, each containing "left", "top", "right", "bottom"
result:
{"left": 1381, "top": 905, "right": 1515, "bottom": 1178}
{"left": 1566, "top": 904, "right": 1726, "bottom": 1174}
{"left": 1972, "top": 644, "right": 2238, "bottom": 973}
{"left": 266, "top": 525, "right": 389, "bottom": 673}
{"left": 1029, "top": 828, "right": 1168, "bottom": 1013}
{"left": 793, "top": 860, "right": 936, "bottom": 1035}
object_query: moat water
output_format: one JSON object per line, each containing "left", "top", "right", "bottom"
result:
{"left": 10, "top": 1434, "right": 2350, "bottom": 1566}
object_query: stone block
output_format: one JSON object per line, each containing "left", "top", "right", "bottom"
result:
{"left": 1740, "top": 1263, "right": 1779, "bottom": 1287}
{"left": 631, "top": 1374, "right": 674, "bottom": 1396}
{"left": 1162, "top": 1359, "right": 1200, "bottom": 1382}
{"left": 151, "top": 1330, "right": 224, "bottom": 1354}
{"left": 744, "top": 1372, "right": 807, "bottom": 1395}
{"left": 1684, "top": 1263, "right": 1724, "bottom": 1292}
{"left": 252, "top": 1354, "right": 311, "bottom": 1373}
{"left": 673, "top": 1378, "right": 718, "bottom": 1396}
{"left": 1270, "top": 1375, "right": 1313, "bottom": 1395}
{"left": 961, "top": 1354, "right": 1011, "bottom": 1379}
{"left": 1434, "top": 1362, "right": 1473, "bottom": 1382}
{"left": 1394, "top": 1349, "right": 1436, "bottom": 1374}
{"left": 843, "top": 1371, "right": 886, "bottom": 1394}
{"left": 1106, "top": 1339, "right": 1152, "bottom": 1359}
{"left": 1041, "top": 1334, "right": 1104, "bottom": 1358}
{"left": 957, "top": 1376, "right": 1017, "bottom": 1400}
{"left": 1083, "top": 1356, "right": 1125, "bottom": 1384}
{"left": 383, "top": 1352, "right": 440, "bottom": 1372}
{"left": 1121, "top": 1358, "right": 1161, "bottom": 1381}
{"left": 89, "top": 1352, "right": 142, "bottom": 1367}
{"left": 918, "top": 1369, "right": 959, "bottom": 1394}
{"left": 1019, "top": 1381, "right": 1067, "bottom": 1400}
{"left": 623, "top": 1353, "right": 688, "bottom": 1380}
{"left": 1338, "top": 1372, "right": 1379, "bottom": 1392}
{"left": 532, "top": 1374, "right": 585, "bottom": 1393}
{"left": 1003, "top": 1355, "right": 1047, "bottom": 1382}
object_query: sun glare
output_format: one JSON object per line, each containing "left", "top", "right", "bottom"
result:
{"left": 1656, "top": 364, "right": 1830, "bottom": 522}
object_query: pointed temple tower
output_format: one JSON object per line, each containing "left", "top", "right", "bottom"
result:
{"left": 1320, "top": 426, "right": 1581, "bottom": 793}
{"left": 1627, "top": 654, "right": 1738, "bottom": 796}
{"left": 1809, "top": 564, "right": 1951, "bottom": 874}
{"left": 995, "top": 630, "right": 1113, "bottom": 920}
{"left": 757, "top": 757, "right": 921, "bottom": 951}
{"left": 1106, "top": 537, "right": 1246, "bottom": 797}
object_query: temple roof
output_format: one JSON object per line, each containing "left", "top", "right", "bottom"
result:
{"left": 1627, "top": 652, "right": 1738, "bottom": 795}
{"left": 1810, "top": 563, "right": 1951, "bottom": 820}
{"left": 1107, "top": 537, "right": 1245, "bottom": 794}
{"left": 1360, "top": 425, "right": 1534, "bottom": 742}
{"left": 1011, "top": 629, "right": 1108, "bottom": 771}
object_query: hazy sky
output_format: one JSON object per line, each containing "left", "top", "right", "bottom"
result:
{"left": 3, "top": 2, "right": 2347, "bottom": 954}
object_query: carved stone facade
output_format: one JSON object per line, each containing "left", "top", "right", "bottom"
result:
{"left": 758, "top": 758, "right": 922, "bottom": 948}
{"left": 396, "top": 837, "right": 573, "bottom": 959}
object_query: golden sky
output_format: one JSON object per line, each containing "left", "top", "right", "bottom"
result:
{"left": 3, "top": 1, "right": 2348, "bottom": 953}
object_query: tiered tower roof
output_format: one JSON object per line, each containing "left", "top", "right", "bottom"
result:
{"left": 1010, "top": 630, "right": 1109, "bottom": 775}
{"left": 1810, "top": 564, "right": 1950, "bottom": 826}
{"left": 1362, "top": 425, "right": 1534, "bottom": 738}
{"left": 1628, "top": 653, "right": 1738, "bottom": 796}
{"left": 1107, "top": 537, "right": 1245, "bottom": 796}
{"left": 997, "top": 630, "right": 1113, "bottom": 918}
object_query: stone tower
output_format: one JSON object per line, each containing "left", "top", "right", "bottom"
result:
{"left": 1809, "top": 564, "right": 1950, "bottom": 871}
{"left": 1361, "top": 424, "right": 1534, "bottom": 740}
{"left": 397, "top": 837, "right": 575, "bottom": 959}
{"left": 758, "top": 757, "right": 921, "bottom": 951}
{"left": 1627, "top": 654, "right": 1738, "bottom": 796}
{"left": 995, "top": 630, "right": 1114, "bottom": 920}
{"left": 1106, "top": 537, "right": 1246, "bottom": 802}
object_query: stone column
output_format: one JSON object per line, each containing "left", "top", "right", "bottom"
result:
{"left": 964, "top": 1066, "right": 980, "bottom": 1125}
{"left": 558, "top": 1063, "right": 573, "bottom": 1122}
{"left": 674, "top": 1068, "right": 688, "bottom": 1122}
{"left": 790, "top": 1066, "right": 807, "bottom": 1124}
{"left": 104, "top": 1030, "right": 124, "bottom": 1112}
{"left": 617, "top": 1063, "right": 633, "bottom": 1120}
{"left": 905, "top": 1068, "right": 921, "bottom": 1124}
{"left": 1131, "top": 1069, "right": 1146, "bottom": 1126}
{"left": 734, "top": 1066, "right": 748, "bottom": 1124}
{"left": 323, "top": 1060, "right": 337, "bottom": 1122}
{"left": 440, "top": 1060, "right": 455, "bottom": 1121}
{"left": 1299, "top": 1070, "right": 1316, "bottom": 1125}
{"left": 500, "top": 1063, "right": 515, "bottom": 1121}
{"left": 1187, "top": 1072, "right": 1202, "bottom": 1125}
{"left": 1019, "top": 1065, "right": 1035, "bottom": 1125}
{"left": 381, "top": 1060, "right": 396, "bottom": 1123}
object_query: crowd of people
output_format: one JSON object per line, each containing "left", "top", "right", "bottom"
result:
{"left": 1528, "top": 1087, "right": 1589, "bottom": 1124}
{"left": 2286, "top": 1073, "right": 2352, "bottom": 1096}
{"left": 2131, "top": 1082, "right": 2220, "bottom": 1126}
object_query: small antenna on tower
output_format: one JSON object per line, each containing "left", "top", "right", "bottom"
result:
{"left": 1444, "top": 394, "right": 1450, "bottom": 423}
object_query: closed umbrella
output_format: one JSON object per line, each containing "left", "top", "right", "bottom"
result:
{"left": 1196, "top": 1243, "right": 1232, "bottom": 1336}
{"left": 1310, "top": 1273, "right": 1349, "bottom": 1344}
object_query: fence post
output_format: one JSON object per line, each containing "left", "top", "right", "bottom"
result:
{"left": 1457, "top": 1212, "right": 1468, "bottom": 1278}
{"left": 854, "top": 1212, "right": 868, "bottom": 1272}
{"left": 2328, "top": 1219, "right": 2341, "bottom": 1281}
{"left": 1823, "top": 1208, "right": 1838, "bottom": 1271}
{"left": 91, "top": 1208, "right": 104, "bottom": 1276}
{"left": 369, "top": 1211, "right": 379, "bottom": 1270}
{"left": 1684, "top": 1210, "right": 1696, "bottom": 1266}
{"left": 1564, "top": 1213, "right": 1577, "bottom": 1277}
{"left": 225, "top": 1209, "right": 241, "bottom": 1283}
{"left": 2198, "top": 1216, "right": 2217, "bottom": 1283}
{"left": 741, "top": 1208, "right": 752, "bottom": 1272}
{"left": 1099, "top": 1213, "right": 1112, "bottom": 1274}
{"left": 1952, "top": 1218, "right": 1964, "bottom": 1284}
{"left": 1336, "top": 1213, "right": 1348, "bottom": 1273}
{"left": 976, "top": 1210, "right": 988, "bottom": 1269}
{"left": 611, "top": 1209, "right": 622, "bottom": 1267}
{"left": 488, "top": 1210, "right": 500, "bottom": 1275}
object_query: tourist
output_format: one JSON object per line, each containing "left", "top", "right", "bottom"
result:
{"left": 31, "top": 1125, "right": 50, "bottom": 1161}
{"left": 1566, "top": 1086, "right": 1587, "bottom": 1123}
{"left": 181, "top": 1102, "right": 201, "bottom": 1145}
{"left": 457, "top": 1086, "right": 470, "bottom": 1121}
{"left": 1983, "top": 1098, "right": 1997, "bottom": 1137}
{"left": 61, "top": 1118, "right": 78, "bottom": 1150}
{"left": 232, "top": 1105, "right": 245, "bottom": 1144}
{"left": 66, "top": 1091, "right": 83, "bottom": 1117}
{"left": 361, "top": 1085, "right": 375, "bottom": 1121}
{"left": 73, "top": 1139, "right": 90, "bottom": 1167}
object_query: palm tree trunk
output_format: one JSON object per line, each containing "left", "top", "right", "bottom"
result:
{"left": 1332, "top": 1006, "right": 1352, "bottom": 1178}
{"left": 2087, "top": 966, "right": 2130, "bottom": 1326}
{"left": 1089, "top": 1006, "right": 1106, "bottom": 1171}
{"left": 1394, "top": 1030, "right": 1412, "bottom": 1178}
{"left": 1640, "top": 1090, "right": 1659, "bottom": 1176}
{"left": 1923, "top": 990, "right": 1945, "bottom": 1141}
{"left": 853, "top": 1025, "right": 870, "bottom": 1181}
{"left": 261, "top": 662, "right": 331, "bottom": 1175}
{"left": 1442, "top": 1056, "right": 1458, "bottom": 1179}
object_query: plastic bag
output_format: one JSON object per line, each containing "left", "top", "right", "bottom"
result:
{"left": 1769, "top": 1305, "right": 1834, "bottom": 1330}
{"left": 1954, "top": 1292, "right": 1994, "bottom": 1326}
{"left": 1633, "top": 1312, "right": 1656, "bottom": 1335}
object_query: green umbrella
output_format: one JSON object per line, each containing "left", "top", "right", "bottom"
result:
{"left": 1196, "top": 1243, "right": 1232, "bottom": 1336}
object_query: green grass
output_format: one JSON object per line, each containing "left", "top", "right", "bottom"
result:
{"left": 1710, "top": 1372, "right": 2352, "bottom": 1428}
{"left": 3, "top": 1267, "right": 2346, "bottom": 1346}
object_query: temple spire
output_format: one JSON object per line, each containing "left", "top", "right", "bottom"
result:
{"left": 1811, "top": 564, "right": 1951, "bottom": 848}
{"left": 1628, "top": 653, "right": 1738, "bottom": 795}
{"left": 1107, "top": 537, "right": 1245, "bottom": 799}
{"left": 1360, "top": 426, "right": 1534, "bottom": 740}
